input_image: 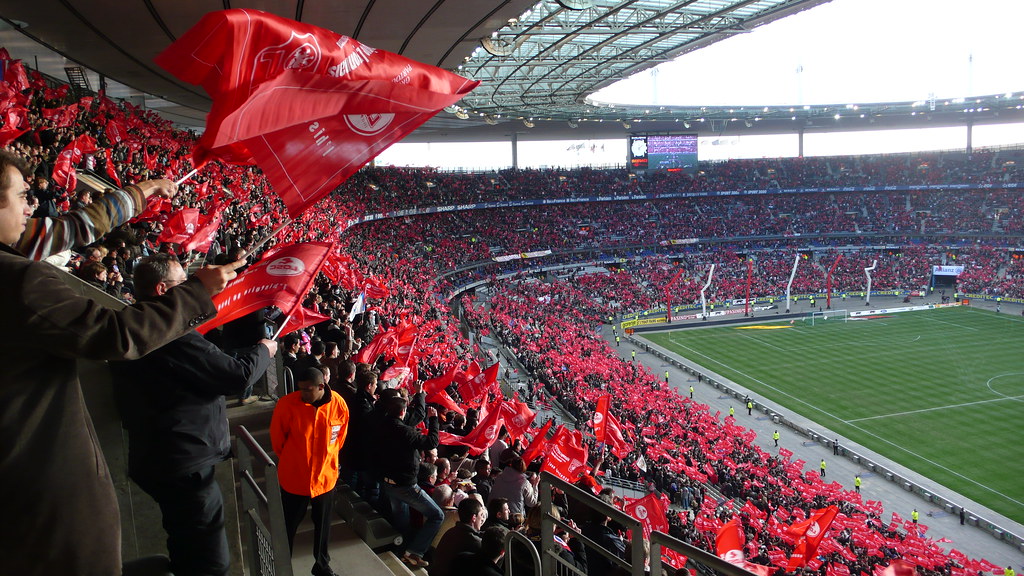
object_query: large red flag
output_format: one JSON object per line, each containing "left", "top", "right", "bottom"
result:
{"left": 604, "top": 413, "right": 633, "bottom": 459}
{"left": 52, "top": 134, "right": 98, "bottom": 191}
{"left": 540, "top": 427, "right": 589, "bottom": 483}
{"left": 154, "top": 9, "right": 478, "bottom": 217}
{"left": 499, "top": 396, "right": 536, "bottom": 442}
{"left": 157, "top": 208, "right": 201, "bottom": 244}
{"left": 102, "top": 148, "right": 123, "bottom": 188}
{"left": 592, "top": 394, "right": 610, "bottom": 443}
{"left": 0, "top": 106, "right": 29, "bottom": 147}
{"left": 786, "top": 506, "right": 839, "bottom": 571}
{"left": 276, "top": 305, "right": 332, "bottom": 337}
{"left": 717, "top": 517, "right": 746, "bottom": 565}
{"left": 457, "top": 362, "right": 498, "bottom": 406}
{"left": 180, "top": 204, "right": 224, "bottom": 253}
{"left": 623, "top": 493, "right": 669, "bottom": 539}
{"left": 521, "top": 419, "right": 554, "bottom": 467}
{"left": 352, "top": 328, "right": 398, "bottom": 364}
{"left": 197, "top": 242, "right": 333, "bottom": 334}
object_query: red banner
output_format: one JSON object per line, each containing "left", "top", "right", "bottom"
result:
{"left": 787, "top": 506, "right": 839, "bottom": 571}
{"left": 623, "top": 493, "right": 669, "bottom": 539}
{"left": 521, "top": 419, "right": 554, "bottom": 467}
{"left": 155, "top": 9, "right": 478, "bottom": 217}
{"left": 540, "top": 427, "right": 589, "bottom": 484}
{"left": 716, "top": 517, "right": 745, "bottom": 565}
{"left": 51, "top": 134, "right": 98, "bottom": 191}
{"left": 198, "top": 242, "right": 332, "bottom": 333}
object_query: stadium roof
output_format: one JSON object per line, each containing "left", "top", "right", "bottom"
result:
{"left": 1, "top": 0, "right": 1022, "bottom": 143}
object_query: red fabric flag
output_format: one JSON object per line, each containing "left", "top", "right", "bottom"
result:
{"left": 457, "top": 362, "right": 498, "bottom": 406}
{"left": 623, "top": 492, "right": 669, "bottom": 539}
{"left": 0, "top": 106, "right": 29, "bottom": 147}
{"left": 540, "top": 427, "right": 589, "bottom": 484}
{"left": 716, "top": 517, "right": 746, "bottom": 565}
{"left": 197, "top": 242, "right": 333, "bottom": 334}
{"left": 102, "top": 148, "right": 123, "bottom": 187}
{"left": 873, "top": 560, "right": 918, "bottom": 576}
{"left": 157, "top": 208, "right": 201, "bottom": 244}
{"left": 352, "top": 328, "right": 398, "bottom": 364}
{"left": 41, "top": 104, "right": 79, "bottom": 128}
{"left": 52, "top": 134, "right": 98, "bottom": 191}
{"left": 106, "top": 117, "right": 128, "bottom": 143}
{"left": 423, "top": 363, "right": 459, "bottom": 396}
{"left": 154, "top": 9, "right": 478, "bottom": 217}
{"left": 499, "top": 397, "right": 536, "bottom": 442}
{"left": 786, "top": 506, "right": 839, "bottom": 571}
{"left": 4, "top": 59, "right": 29, "bottom": 92}
{"left": 604, "top": 412, "right": 633, "bottom": 459}
{"left": 592, "top": 394, "right": 610, "bottom": 443}
{"left": 364, "top": 276, "right": 390, "bottom": 299}
{"left": 521, "top": 419, "right": 554, "bottom": 466}
{"left": 180, "top": 204, "right": 224, "bottom": 253}
{"left": 453, "top": 397, "right": 505, "bottom": 456}
{"left": 427, "top": 388, "right": 465, "bottom": 417}
{"left": 276, "top": 305, "right": 331, "bottom": 337}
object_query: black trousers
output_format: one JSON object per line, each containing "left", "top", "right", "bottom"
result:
{"left": 134, "top": 465, "right": 229, "bottom": 576}
{"left": 281, "top": 486, "right": 336, "bottom": 574}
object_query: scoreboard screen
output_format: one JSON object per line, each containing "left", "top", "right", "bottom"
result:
{"left": 628, "top": 133, "right": 698, "bottom": 173}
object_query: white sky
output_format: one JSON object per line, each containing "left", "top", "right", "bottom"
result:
{"left": 592, "top": 0, "right": 1024, "bottom": 107}
{"left": 377, "top": 0, "right": 1024, "bottom": 170}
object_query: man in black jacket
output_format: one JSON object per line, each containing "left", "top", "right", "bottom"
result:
{"left": 431, "top": 497, "right": 486, "bottom": 576}
{"left": 378, "top": 395, "right": 443, "bottom": 569}
{"left": 111, "top": 254, "right": 277, "bottom": 576}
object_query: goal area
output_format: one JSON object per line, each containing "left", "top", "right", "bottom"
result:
{"left": 806, "top": 309, "right": 849, "bottom": 325}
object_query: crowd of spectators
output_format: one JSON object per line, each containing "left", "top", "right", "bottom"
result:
{"left": 1, "top": 50, "right": 1015, "bottom": 576}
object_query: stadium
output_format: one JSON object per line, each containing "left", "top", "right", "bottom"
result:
{"left": 0, "top": 2, "right": 1022, "bottom": 576}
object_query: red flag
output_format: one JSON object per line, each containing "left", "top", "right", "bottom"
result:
{"left": 592, "top": 394, "right": 610, "bottom": 442}
{"left": 198, "top": 242, "right": 333, "bottom": 334}
{"left": 154, "top": 9, "right": 478, "bottom": 217}
{"left": 522, "top": 419, "right": 554, "bottom": 466}
{"left": 364, "top": 276, "right": 390, "bottom": 299}
{"left": 716, "top": 517, "right": 746, "bottom": 565}
{"left": 276, "top": 305, "right": 331, "bottom": 337}
{"left": 157, "top": 208, "right": 201, "bottom": 244}
{"left": 352, "top": 328, "right": 398, "bottom": 364}
{"left": 540, "top": 427, "right": 589, "bottom": 484}
{"left": 446, "top": 397, "right": 505, "bottom": 456}
{"left": 457, "top": 362, "right": 498, "bottom": 406}
{"left": 102, "top": 148, "right": 122, "bottom": 187}
{"left": 786, "top": 506, "right": 839, "bottom": 571}
{"left": 51, "top": 134, "right": 98, "bottom": 191}
{"left": 181, "top": 206, "right": 223, "bottom": 253}
{"left": 0, "top": 106, "right": 29, "bottom": 147}
{"left": 499, "top": 397, "right": 536, "bottom": 442}
{"left": 41, "top": 104, "right": 79, "bottom": 128}
{"left": 4, "top": 59, "right": 28, "bottom": 92}
{"left": 873, "top": 560, "right": 918, "bottom": 576}
{"left": 604, "top": 412, "right": 633, "bottom": 459}
{"left": 623, "top": 493, "right": 669, "bottom": 538}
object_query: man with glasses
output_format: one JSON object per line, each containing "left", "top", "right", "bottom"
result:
{"left": 111, "top": 253, "right": 278, "bottom": 576}
{"left": 271, "top": 367, "right": 350, "bottom": 576}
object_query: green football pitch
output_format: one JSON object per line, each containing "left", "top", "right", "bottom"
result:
{"left": 641, "top": 306, "right": 1024, "bottom": 525}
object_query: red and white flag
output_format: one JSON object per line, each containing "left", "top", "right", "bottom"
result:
{"left": 521, "top": 419, "right": 554, "bottom": 467}
{"left": 540, "top": 427, "right": 589, "bottom": 484}
{"left": 157, "top": 208, "right": 201, "bottom": 244}
{"left": 592, "top": 394, "right": 610, "bottom": 443}
{"left": 786, "top": 506, "right": 839, "bottom": 571}
{"left": 198, "top": 242, "right": 333, "bottom": 334}
{"left": 52, "top": 134, "right": 98, "bottom": 191}
{"left": 155, "top": 9, "right": 478, "bottom": 217}
{"left": 624, "top": 493, "right": 669, "bottom": 539}
{"left": 716, "top": 517, "right": 746, "bottom": 565}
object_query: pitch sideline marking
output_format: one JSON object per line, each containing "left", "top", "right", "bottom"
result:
{"left": 668, "top": 340, "right": 1024, "bottom": 510}
{"left": 923, "top": 316, "right": 980, "bottom": 332}
{"left": 847, "top": 392, "right": 1024, "bottom": 422}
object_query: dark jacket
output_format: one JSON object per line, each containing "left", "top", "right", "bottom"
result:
{"left": 339, "top": 387, "right": 376, "bottom": 471}
{"left": 111, "top": 331, "right": 271, "bottom": 478}
{"left": 0, "top": 242, "right": 215, "bottom": 576}
{"left": 452, "top": 551, "right": 503, "bottom": 576}
{"left": 377, "top": 413, "right": 439, "bottom": 486}
{"left": 431, "top": 523, "right": 482, "bottom": 576}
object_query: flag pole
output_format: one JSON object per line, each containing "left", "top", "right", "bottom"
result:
{"left": 243, "top": 218, "right": 291, "bottom": 258}
{"left": 175, "top": 168, "right": 199, "bottom": 185}
{"left": 271, "top": 317, "right": 290, "bottom": 340}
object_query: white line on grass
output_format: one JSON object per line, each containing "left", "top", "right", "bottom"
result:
{"left": 985, "top": 372, "right": 1024, "bottom": 404}
{"left": 847, "top": 394, "right": 1024, "bottom": 422}
{"left": 923, "top": 316, "right": 980, "bottom": 331}
{"left": 669, "top": 341, "right": 1024, "bottom": 510}
{"left": 737, "top": 333, "right": 788, "bottom": 352}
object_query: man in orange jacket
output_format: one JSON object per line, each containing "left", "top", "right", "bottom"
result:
{"left": 271, "top": 367, "right": 350, "bottom": 576}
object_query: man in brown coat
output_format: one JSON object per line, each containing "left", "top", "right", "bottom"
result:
{"left": 0, "top": 149, "right": 242, "bottom": 576}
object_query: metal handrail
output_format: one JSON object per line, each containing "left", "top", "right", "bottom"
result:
{"left": 235, "top": 425, "right": 291, "bottom": 576}
{"left": 505, "top": 529, "right": 542, "bottom": 576}
{"left": 650, "top": 530, "right": 756, "bottom": 576}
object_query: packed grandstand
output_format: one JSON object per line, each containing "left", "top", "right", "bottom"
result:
{"left": 4, "top": 46, "right": 1021, "bottom": 576}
